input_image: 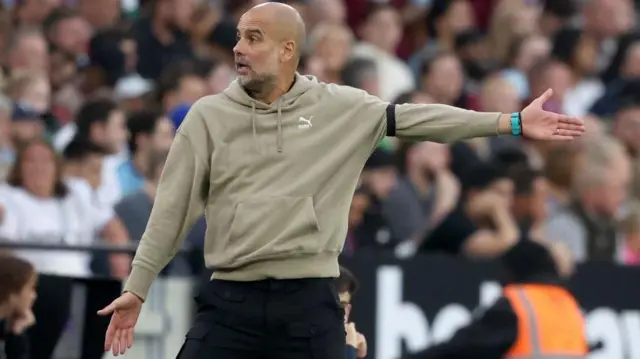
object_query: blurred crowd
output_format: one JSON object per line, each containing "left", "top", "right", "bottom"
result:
{"left": 0, "top": 0, "right": 638, "bottom": 288}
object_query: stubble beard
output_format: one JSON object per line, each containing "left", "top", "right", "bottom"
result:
{"left": 239, "top": 72, "right": 278, "bottom": 102}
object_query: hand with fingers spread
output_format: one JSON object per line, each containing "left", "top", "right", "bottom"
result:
{"left": 97, "top": 292, "right": 143, "bottom": 356}
{"left": 521, "top": 89, "right": 586, "bottom": 140}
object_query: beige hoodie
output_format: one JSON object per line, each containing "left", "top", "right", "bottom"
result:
{"left": 124, "top": 74, "right": 500, "bottom": 299}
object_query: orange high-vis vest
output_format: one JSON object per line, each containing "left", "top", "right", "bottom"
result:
{"left": 504, "top": 284, "right": 588, "bottom": 359}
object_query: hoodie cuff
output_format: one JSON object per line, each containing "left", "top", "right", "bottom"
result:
{"left": 123, "top": 265, "right": 157, "bottom": 301}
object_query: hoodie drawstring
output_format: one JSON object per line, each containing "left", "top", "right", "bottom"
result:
{"left": 251, "top": 101, "right": 258, "bottom": 152}
{"left": 276, "top": 99, "right": 283, "bottom": 153}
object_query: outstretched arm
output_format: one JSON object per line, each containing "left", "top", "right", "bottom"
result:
{"left": 390, "top": 89, "right": 584, "bottom": 143}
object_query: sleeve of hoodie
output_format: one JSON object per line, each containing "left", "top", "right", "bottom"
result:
{"left": 338, "top": 86, "right": 501, "bottom": 143}
{"left": 123, "top": 102, "right": 211, "bottom": 300}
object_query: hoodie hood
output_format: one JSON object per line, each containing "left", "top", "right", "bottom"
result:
{"left": 222, "top": 73, "right": 319, "bottom": 152}
{"left": 223, "top": 73, "right": 319, "bottom": 110}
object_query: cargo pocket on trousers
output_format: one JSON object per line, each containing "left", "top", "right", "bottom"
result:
{"left": 288, "top": 321, "right": 345, "bottom": 359}
{"left": 176, "top": 323, "right": 210, "bottom": 359}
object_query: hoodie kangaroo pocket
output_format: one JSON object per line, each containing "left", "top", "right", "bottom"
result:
{"left": 227, "top": 197, "right": 321, "bottom": 261}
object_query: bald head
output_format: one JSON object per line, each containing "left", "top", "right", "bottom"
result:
{"left": 245, "top": 2, "right": 306, "bottom": 58}
{"left": 234, "top": 2, "right": 307, "bottom": 101}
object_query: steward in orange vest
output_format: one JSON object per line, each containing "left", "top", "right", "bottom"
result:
{"left": 403, "top": 240, "right": 590, "bottom": 359}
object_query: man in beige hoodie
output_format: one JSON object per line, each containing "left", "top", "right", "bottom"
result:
{"left": 98, "top": 3, "right": 585, "bottom": 359}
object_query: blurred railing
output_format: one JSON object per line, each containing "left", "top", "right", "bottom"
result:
{"left": 0, "top": 239, "right": 197, "bottom": 359}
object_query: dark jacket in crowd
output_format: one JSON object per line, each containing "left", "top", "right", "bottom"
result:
{"left": 403, "top": 240, "right": 594, "bottom": 359}
{"left": 0, "top": 321, "right": 29, "bottom": 359}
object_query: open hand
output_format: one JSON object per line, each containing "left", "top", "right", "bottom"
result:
{"left": 521, "top": 89, "right": 585, "bottom": 140}
{"left": 98, "top": 292, "right": 143, "bottom": 356}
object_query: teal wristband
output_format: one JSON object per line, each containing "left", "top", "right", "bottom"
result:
{"left": 510, "top": 112, "right": 521, "bottom": 136}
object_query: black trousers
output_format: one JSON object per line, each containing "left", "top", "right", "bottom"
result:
{"left": 177, "top": 277, "right": 345, "bottom": 359}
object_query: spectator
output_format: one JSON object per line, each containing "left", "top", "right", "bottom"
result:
{"left": 0, "top": 254, "right": 37, "bottom": 359}
{"left": 506, "top": 162, "right": 548, "bottom": 240}
{"left": 155, "top": 60, "right": 207, "bottom": 113}
{"left": 582, "top": 0, "right": 635, "bottom": 74}
{"left": 345, "top": 184, "right": 370, "bottom": 257}
{"left": 118, "top": 109, "right": 174, "bottom": 196}
{"left": 43, "top": 7, "right": 92, "bottom": 65}
{"left": 354, "top": 149, "right": 398, "bottom": 250}
{"left": 546, "top": 136, "right": 631, "bottom": 262}
{"left": 59, "top": 99, "right": 128, "bottom": 209}
{"left": 78, "top": 0, "right": 121, "bottom": 30}
{"left": 386, "top": 141, "right": 459, "bottom": 257}
{"left": 611, "top": 96, "right": 640, "bottom": 159}
{"left": 340, "top": 57, "right": 379, "bottom": 97}
{"left": 0, "top": 95, "right": 13, "bottom": 180}
{"left": 420, "top": 51, "right": 465, "bottom": 106}
{"left": 4, "top": 27, "right": 49, "bottom": 74}
{"left": 620, "top": 200, "right": 640, "bottom": 265}
{"left": 115, "top": 149, "right": 200, "bottom": 275}
{"left": 422, "top": 162, "right": 517, "bottom": 258}
{"left": 552, "top": 28, "right": 604, "bottom": 117}
{"left": 308, "top": 22, "right": 354, "bottom": 84}
{"left": 62, "top": 138, "right": 131, "bottom": 277}
{"left": 501, "top": 34, "right": 551, "bottom": 100}
{"left": 0, "top": 139, "right": 127, "bottom": 358}
{"left": 543, "top": 143, "right": 585, "bottom": 216}
{"left": 13, "top": 0, "right": 60, "bottom": 28}
{"left": 409, "top": 0, "right": 475, "bottom": 78}
{"left": 352, "top": 3, "right": 414, "bottom": 101}
{"left": 133, "top": 0, "right": 194, "bottom": 79}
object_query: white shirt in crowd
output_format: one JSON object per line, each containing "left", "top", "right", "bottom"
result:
{"left": 0, "top": 178, "right": 115, "bottom": 277}
{"left": 351, "top": 42, "right": 415, "bottom": 102}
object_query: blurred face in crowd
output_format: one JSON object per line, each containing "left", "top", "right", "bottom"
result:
{"left": 79, "top": 0, "right": 120, "bottom": 29}
{"left": 93, "top": 109, "right": 127, "bottom": 154}
{"left": 362, "top": 167, "right": 397, "bottom": 200}
{"left": 164, "top": 75, "right": 207, "bottom": 111}
{"left": 0, "top": 108, "right": 10, "bottom": 146}
{"left": 172, "top": 0, "right": 197, "bottom": 31}
{"left": 422, "top": 54, "right": 464, "bottom": 105}
{"left": 579, "top": 152, "right": 631, "bottom": 217}
{"left": 79, "top": 153, "right": 105, "bottom": 189}
{"left": 311, "top": 0, "right": 346, "bottom": 25}
{"left": 8, "top": 33, "right": 49, "bottom": 72}
{"left": 513, "top": 35, "right": 550, "bottom": 72}
{"left": 529, "top": 61, "right": 572, "bottom": 103}
{"left": 621, "top": 42, "right": 640, "bottom": 78}
{"left": 613, "top": 106, "right": 640, "bottom": 154}
{"left": 52, "top": 15, "right": 92, "bottom": 56}
{"left": 573, "top": 34, "right": 599, "bottom": 75}
{"left": 468, "top": 178, "right": 515, "bottom": 216}
{"left": 409, "top": 142, "right": 450, "bottom": 175}
{"left": 440, "top": 0, "right": 475, "bottom": 35}
{"left": 150, "top": 118, "right": 175, "bottom": 153}
{"left": 360, "top": 7, "right": 402, "bottom": 54}
{"left": 480, "top": 76, "right": 520, "bottom": 113}
{"left": 11, "top": 118, "right": 44, "bottom": 146}
{"left": 584, "top": 0, "right": 634, "bottom": 38}
{"left": 207, "top": 64, "right": 234, "bottom": 95}
{"left": 16, "top": 0, "right": 61, "bottom": 26}
{"left": 348, "top": 192, "right": 370, "bottom": 230}
{"left": 313, "top": 25, "right": 353, "bottom": 73}
{"left": 17, "top": 76, "right": 51, "bottom": 115}
{"left": 19, "top": 142, "right": 57, "bottom": 197}
{"left": 9, "top": 271, "right": 37, "bottom": 315}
